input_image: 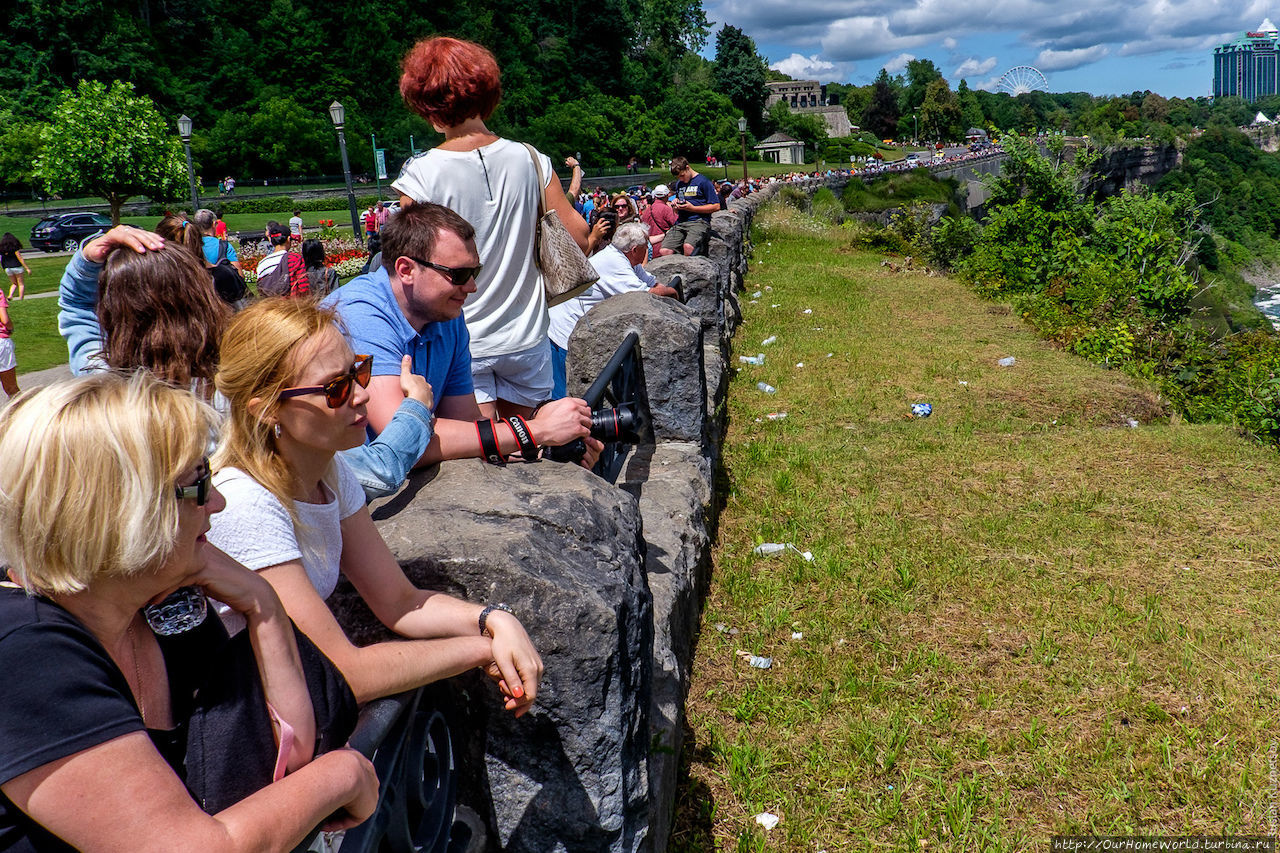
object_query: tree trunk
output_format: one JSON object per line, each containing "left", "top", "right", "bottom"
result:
{"left": 109, "top": 194, "right": 123, "bottom": 225}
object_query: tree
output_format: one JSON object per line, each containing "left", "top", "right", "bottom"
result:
{"left": 36, "top": 80, "right": 184, "bottom": 223}
{"left": 919, "top": 78, "right": 963, "bottom": 142}
{"left": 902, "top": 59, "right": 943, "bottom": 115}
{"left": 712, "top": 24, "right": 768, "bottom": 135}
{"left": 957, "top": 80, "right": 984, "bottom": 133}
{"left": 861, "top": 69, "right": 900, "bottom": 140}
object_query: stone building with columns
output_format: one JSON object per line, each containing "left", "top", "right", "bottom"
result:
{"left": 764, "top": 80, "right": 854, "bottom": 138}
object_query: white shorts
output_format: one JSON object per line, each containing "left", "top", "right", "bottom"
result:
{"left": 0, "top": 338, "right": 16, "bottom": 372}
{"left": 470, "top": 341, "right": 553, "bottom": 407}
{"left": 4, "top": 268, "right": 22, "bottom": 277}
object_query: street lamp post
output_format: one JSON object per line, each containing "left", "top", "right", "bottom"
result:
{"left": 912, "top": 112, "right": 918, "bottom": 145}
{"left": 738, "top": 117, "right": 749, "bottom": 185}
{"left": 329, "top": 101, "right": 362, "bottom": 246}
{"left": 176, "top": 114, "right": 199, "bottom": 215}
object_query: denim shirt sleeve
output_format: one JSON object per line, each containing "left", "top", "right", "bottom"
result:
{"left": 338, "top": 397, "right": 434, "bottom": 501}
{"left": 57, "top": 251, "right": 107, "bottom": 375}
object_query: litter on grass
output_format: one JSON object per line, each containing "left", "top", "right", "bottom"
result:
{"left": 737, "top": 651, "right": 773, "bottom": 669}
{"left": 1126, "top": 418, "right": 1139, "bottom": 428}
{"left": 997, "top": 356, "right": 1016, "bottom": 367}
{"left": 795, "top": 362, "right": 804, "bottom": 368}
{"left": 714, "top": 623, "right": 739, "bottom": 635}
{"left": 766, "top": 412, "right": 788, "bottom": 420}
{"left": 791, "top": 631, "right": 803, "bottom": 640}
{"left": 761, "top": 335, "right": 778, "bottom": 346}
{"left": 770, "top": 303, "right": 780, "bottom": 308}
{"left": 738, "top": 354, "right": 764, "bottom": 365}
{"left": 754, "top": 813, "right": 780, "bottom": 830}
{"left": 754, "top": 542, "right": 813, "bottom": 560}
{"left": 911, "top": 402, "right": 932, "bottom": 418}
{"left": 802, "top": 308, "right": 812, "bottom": 314}
{"left": 756, "top": 382, "right": 777, "bottom": 394}
{"left": 750, "top": 290, "right": 762, "bottom": 298}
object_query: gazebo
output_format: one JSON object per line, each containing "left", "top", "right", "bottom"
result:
{"left": 753, "top": 132, "right": 806, "bottom": 165}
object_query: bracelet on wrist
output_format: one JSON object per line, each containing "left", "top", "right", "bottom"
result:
{"left": 478, "top": 603, "right": 515, "bottom": 637}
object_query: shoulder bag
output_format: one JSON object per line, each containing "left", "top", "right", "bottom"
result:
{"left": 521, "top": 142, "right": 598, "bottom": 307}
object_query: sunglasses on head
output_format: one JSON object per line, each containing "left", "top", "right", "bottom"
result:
{"left": 175, "top": 457, "right": 211, "bottom": 506}
{"left": 279, "top": 354, "right": 373, "bottom": 409}
{"left": 408, "top": 256, "right": 482, "bottom": 287}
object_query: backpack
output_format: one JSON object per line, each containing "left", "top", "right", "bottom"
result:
{"left": 256, "top": 251, "right": 308, "bottom": 298}
{"left": 212, "top": 239, "right": 248, "bottom": 304}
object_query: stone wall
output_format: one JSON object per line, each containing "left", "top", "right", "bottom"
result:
{"left": 332, "top": 185, "right": 780, "bottom": 852}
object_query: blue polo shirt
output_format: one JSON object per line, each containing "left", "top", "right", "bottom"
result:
{"left": 324, "top": 267, "right": 474, "bottom": 430}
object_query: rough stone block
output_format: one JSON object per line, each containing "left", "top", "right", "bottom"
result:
{"left": 567, "top": 291, "right": 705, "bottom": 444}
{"left": 615, "top": 442, "right": 714, "bottom": 853}
{"left": 333, "top": 459, "right": 654, "bottom": 853}
{"left": 643, "top": 255, "right": 721, "bottom": 334}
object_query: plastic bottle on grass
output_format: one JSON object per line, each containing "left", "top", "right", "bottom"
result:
{"left": 757, "top": 382, "right": 777, "bottom": 394}
{"left": 753, "top": 543, "right": 786, "bottom": 556}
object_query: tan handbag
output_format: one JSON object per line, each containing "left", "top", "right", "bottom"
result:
{"left": 523, "top": 143, "right": 598, "bottom": 307}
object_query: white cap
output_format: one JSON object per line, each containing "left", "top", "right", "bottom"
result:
{"left": 653, "top": 184, "right": 670, "bottom": 197}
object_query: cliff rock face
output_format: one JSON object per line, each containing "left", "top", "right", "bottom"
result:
{"left": 1086, "top": 144, "right": 1181, "bottom": 197}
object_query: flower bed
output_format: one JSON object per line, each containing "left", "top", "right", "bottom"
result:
{"left": 237, "top": 235, "right": 367, "bottom": 285}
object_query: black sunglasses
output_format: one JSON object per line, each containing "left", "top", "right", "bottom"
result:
{"left": 175, "top": 457, "right": 211, "bottom": 506}
{"left": 408, "top": 256, "right": 482, "bottom": 287}
{"left": 279, "top": 354, "right": 373, "bottom": 409}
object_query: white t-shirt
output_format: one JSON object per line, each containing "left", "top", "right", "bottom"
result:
{"left": 391, "top": 138, "right": 553, "bottom": 358}
{"left": 207, "top": 458, "right": 365, "bottom": 631}
{"left": 255, "top": 250, "right": 286, "bottom": 278}
{"left": 548, "top": 245, "right": 656, "bottom": 349}
{"left": 289, "top": 216, "right": 303, "bottom": 238}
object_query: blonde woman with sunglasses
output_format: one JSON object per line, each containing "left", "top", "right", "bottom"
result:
{"left": 0, "top": 372, "right": 378, "bottom": 851}
{"left": 207, "top": 298, "right": 543, "bottom": 708}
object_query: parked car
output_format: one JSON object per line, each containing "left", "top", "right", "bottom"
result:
{"left": 30, "top": 212, "right": 113, "bottom": 252}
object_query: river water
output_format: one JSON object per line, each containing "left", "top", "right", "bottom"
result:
{"left": 1254, "top": 284, "right": 1280, "bottom": 329}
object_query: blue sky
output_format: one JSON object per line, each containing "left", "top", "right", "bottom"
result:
{"left": 702, "top": 0, "right": 1277, "bottom": 98}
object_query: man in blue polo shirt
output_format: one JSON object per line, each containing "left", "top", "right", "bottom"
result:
{"left": 327, "top": 202, "right": 594, "bottom": 472}
{"left": 657, "top": 156, "right": 721, "bottom": 257}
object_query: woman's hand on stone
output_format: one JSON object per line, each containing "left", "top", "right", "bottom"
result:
{"left": 483, "top": 611, "right": 543, "bottom": 717}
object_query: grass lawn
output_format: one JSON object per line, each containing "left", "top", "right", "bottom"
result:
{"left": 0, "top": 210, "right": 360, "bottom": 246}
{"left": 672, "top": 202, "right": 1280, "bottom": 850}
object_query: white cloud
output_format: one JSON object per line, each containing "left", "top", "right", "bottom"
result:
{"left": 701, "top": 0, "right": 1274, "bottom": 93}
{"left": 771, "top": 53, "right": 841, "bottom": 79}
{"left": 954, "top": 56, "right": 998, "bottom": 78}
{"left": 1035, "top": 44, "right": 1110, "bottom": 71}
{"left": 821, "top": 17, "right": 931, "bottom": 61}
{"left": 882, "top": 52, "right": 916, "bottom": 73}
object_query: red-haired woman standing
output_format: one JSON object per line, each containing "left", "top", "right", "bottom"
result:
{"left": 393, "top": 36, "right": 589, "bottom": 421}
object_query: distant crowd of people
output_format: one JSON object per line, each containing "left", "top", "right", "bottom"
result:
{"left": 0, "top": 32, "right": 771, "bottom": 851}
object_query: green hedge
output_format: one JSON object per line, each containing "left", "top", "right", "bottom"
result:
{"left": 148, "top": 193, "right": 385, "bottom": 217}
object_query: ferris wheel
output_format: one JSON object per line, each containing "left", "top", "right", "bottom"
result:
{"left": 996, "top": 65, "right": 1049, "bottom": 95}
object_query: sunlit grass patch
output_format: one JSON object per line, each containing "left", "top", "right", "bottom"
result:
{"left": 672, "top": 201, "right": 1280, "bottom": 851}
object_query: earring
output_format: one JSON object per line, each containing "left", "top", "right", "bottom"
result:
{"left": 273, "top": 423, "right": 282, "bottom": 439}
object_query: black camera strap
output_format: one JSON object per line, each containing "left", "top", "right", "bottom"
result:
{"left": 506, "top": 416, "right": 539, "bottom": 462}
{"left": 476, "top": 419, "right": 504, "bottom": 465}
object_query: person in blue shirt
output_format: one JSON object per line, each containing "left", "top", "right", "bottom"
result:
{"left": 194, "top": 208, "right": 241, "bottom": 270}
{"left": 657, "top": 156, "right": 721, "bottom": 257}
{"left": 57, "top": 225, "right": 434, "bottom": 500}
{"left": 325, "top": 201, "right": 598, "bottom": 469}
